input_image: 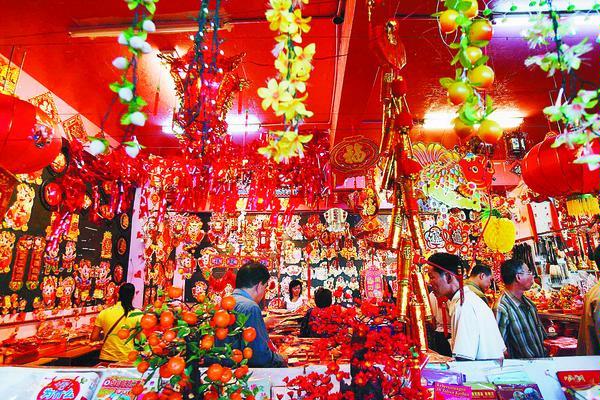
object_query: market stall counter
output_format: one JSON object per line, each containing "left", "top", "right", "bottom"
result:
{"left": 0, "top": 356, "right": 598, "bottom": 399}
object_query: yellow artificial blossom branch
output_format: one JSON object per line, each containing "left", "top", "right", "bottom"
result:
{"left": 258, "top": 0, "right": 315, "bottom": 162}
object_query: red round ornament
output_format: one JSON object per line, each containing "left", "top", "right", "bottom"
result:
{"left": 43, "top": 182, "right": 63, "bottom": 206}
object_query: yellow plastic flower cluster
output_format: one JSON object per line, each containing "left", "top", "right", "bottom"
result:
{"left": 257, "top": 0, "right": 316, "bottom": 162}
{"left": 482, "top": 216, "right": 516, "bottom": 254}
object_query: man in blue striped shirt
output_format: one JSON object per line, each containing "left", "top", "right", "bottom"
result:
{"left": 494, "top": 259, "right": 547, "bottom": 359}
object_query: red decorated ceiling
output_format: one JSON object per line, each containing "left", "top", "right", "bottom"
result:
{"left": 1, "top": 0, "right": 598, "bottom": 172}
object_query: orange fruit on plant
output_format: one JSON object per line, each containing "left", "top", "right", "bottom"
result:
{"left": 143, "top": 392, "right": 158, "bottom": 400}
{"left": 452, "top": 117, "right": 475, "bottom": 140}
{"left": 467, "top": 65, "right": 494, "bottom": 89}
{"left": 243, "top": 347, "right": 253, "bottom": 359}
{"left": 163, "top": 330, "right": 177, "bottom": 342}
{"left": 200, "top": 335, "right": 214, "bottom": 350}
{"left": 230, "top": 392, "right": 242, "bottom": 400}
{"left": 215, "top": 327, "right": 229, "bottom": 340}
{"left": 228, "top": 313, "right": 236, "bottom": 326}
{"left": 167, "top": 286, "right": 183, "bottom": 299}
{"left": 148, "top": 334, "right": 160, "bottom": 347}
{"left": 168, "top": 393, "right": 182, "bottom": 400}
{"left": 242, "top": 327, "right": 257, "bottom": 343}
{"left": 204, "top": 391, "right": 218, "bottom": 400}
{"left": 231, "top": 349, "right": 243, "bottom": 364}
{"left": 167, "top": 356, "right": 186, "bottom": 376}
{"left": 117, "top": 329, "right": 130, "bottom": 340}
{"left": 221, "top": 296, "right": 236, "bottom": 311}
{"left": 159, "top": 363, "right": 173, "bottom": 379}
{"left": 152, "top": 345, "right": 164, "bottom": 355}
{"left": 132, "top": 383, "right": 144, "bottom": 395}
{"left": 464, "top": 46, "right": 483, "bottom": 64}
{"left": 477, "top": 119, "right": 503, "bottom": 143}
{"left": 206, "top": 363, "right": 224, "bottom": 381}
{"left": 220, "top": 367, "right": 233, "bottom": 383}
{"left": 181, "top": 311, "right": 198, "bottom": 325}
{"left": 159, "top": 311, "right": 175, "bottom": 328}
{"left": 463, "top": 0, "right": 478, "bottom": 18}
{"left": 213, "top": 310, "right": 230, "bottom": 328}
{"left": 439, "top": 9, "right": 459, "bottom": 34}
{"left": 128, "top": 350, "right": 139, "bottom": 362}
{"left": 468, "top": 20, "right": 493, "bottom": 45}
{"left": 153, "top": 299, "right": 163, "bottom": 309}
{"left": 234, "top": 365, "right": 249, "bottom": 379}
{"left": 140, "top": 314, "right": 158, "bottom": 330}
{"left": 447, "top": 82, "right": 471, "bottom": 105}
{"left": 137, "top": 360, "right": 150, "bottom": 373}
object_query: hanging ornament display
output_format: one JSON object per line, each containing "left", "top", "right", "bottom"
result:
{"left": 40, "top": 276, "right": 57, "bottom": 309}
{"left": 0, "top": 230, "right": 16, "bottom": 273}
{"left": 25, "top": 236, "right": 45, "bottom": 289}
{"left": 3, "top": 183, "right": 35, "bottom": 231}
{"left": 75, "top": 260, "right": 93, "bottom": 306}
{"left": 482, "top": 215, "right": 516, "bottom": 254}
{"left": 113, "top": 263, "right": 124, "bottom": 283}
{"left": 61, "top": 241, "right": 77, "bottom": 273}
{"left": 93, "top": 261, "right": 111, "bottom": 300}
{"left": 57, "top": 276, "right": 75, "bottom": 309}
{"left": 0, "top": 168, "right": 17, "bottom": 221}
{"left": 101, "top": 231, "right": 113, "bottom": 259}
{"left": 10, "top": 236, "right": 32, "bottom": 291}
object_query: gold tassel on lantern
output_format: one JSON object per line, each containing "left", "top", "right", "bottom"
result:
{"left": 567, "top": 195, "right": 600, "bottom": 217}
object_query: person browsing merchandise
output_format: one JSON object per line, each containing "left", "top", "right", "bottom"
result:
{"left": 230, "top": 261, "right": 287, "bottom": 367}
{"left": 494, "top": 259, "right": 547, "bottom": 359}
{"left": 428, "top": 252, "right": 506, "bottom": 361}
{"left": 91, "top": 283, "right": 141, "bottom": 362}
{"left": 466, "top": 263, "right": 493, "bottom": 306}
{"left": 577, "top": 245, "right": 600, "bottom": 356}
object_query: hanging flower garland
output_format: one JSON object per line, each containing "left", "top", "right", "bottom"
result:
{"left": 257, "top": 0, "right": 316, "bottom": 162}
{"left": 516, "top": 1, "right": 600, "bottom": 169}
{"left": 89, "top": 0, "right": 158, "bottom": 157}
{"left": 436, "top": 0, "right": 504, "bottom": 144}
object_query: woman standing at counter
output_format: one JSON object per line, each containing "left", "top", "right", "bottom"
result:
{"left": 285, "top": 280, "right": 306, "bottom": 312}
{"left": 91, "top": 283, "right": 141, "bottom": 362}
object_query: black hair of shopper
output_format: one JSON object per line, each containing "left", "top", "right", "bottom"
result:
{"left": 500, "top": 258, "right": 527, "bottom": 285}
{"left": 119, "top": 283, "right": 135, "bottom": 316}
{"left": 428, "top": 252, "right": 464, "bottom": 277}
{"left": 314, "top": 287, "right": 333, "bottom": 308}
{"left": 236, "top": 261, "right": 270, "bottom": 289}
{"left": 470, "top": 263, "right": 492, "bottom": 277}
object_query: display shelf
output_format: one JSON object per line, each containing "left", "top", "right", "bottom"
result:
{"left": 539, "top": 312, "right": 581, "bottom": 323}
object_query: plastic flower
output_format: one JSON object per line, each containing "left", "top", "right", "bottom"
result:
{"left": 274, "top": 51, "right": 289, "bottom": 76}
{"left": 275, "top": 96, "right": 314, "bottom": 121}
{"left": 288, "top": 9, "right": 312, "bottom": 42}
{"left": 277, "top": 130, "right": 313, "bottom": 158}
{"left": 291, "top": 43, "right": 316, "bottom": 79}
{"left": 266, "top": 0, "right": 293, "bottom": 32}
{"left": 257, "top": 79, "right": 294, "bottom": 112}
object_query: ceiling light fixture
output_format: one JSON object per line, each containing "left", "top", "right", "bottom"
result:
{"left": 226, "top": 113, "right": 261, "bottom": 134}
{"left": 423, "top": 110, "right": 524, "bottom": 130}
{"left": 69, "top": 20, "right": 233, "bottom": 38}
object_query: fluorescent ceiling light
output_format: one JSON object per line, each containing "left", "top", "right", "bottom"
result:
{"left": 69, "top": 21, "right": 233, "bottom": 38}
{"left": 493, "top": 13, "right": 600, "bottom": 27}
{"left": 493, "top": 0, "right": 598, "bottom": 13}
{"left": 226, "top": 113, "right": 261, "bottom": 134}
{"left": 423, "top": 110, "right": 524, "bottom": 130}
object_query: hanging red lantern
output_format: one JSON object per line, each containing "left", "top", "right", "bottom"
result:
{"left": 521, "top": 134, "right": 600, "bottom": 197}
{"left": 0, "top": 93, "right": 62, "bottom": 174}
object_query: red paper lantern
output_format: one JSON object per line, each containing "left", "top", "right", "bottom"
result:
{"left": 0, "top": 93, "right": 62, "bottom": 174}
{"left": 521, "top": 134, "right": 600, "bottom": 197}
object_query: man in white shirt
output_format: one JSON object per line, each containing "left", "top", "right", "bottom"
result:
{"left": 428, "top": 252, "right": 506, "bottom": 361}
